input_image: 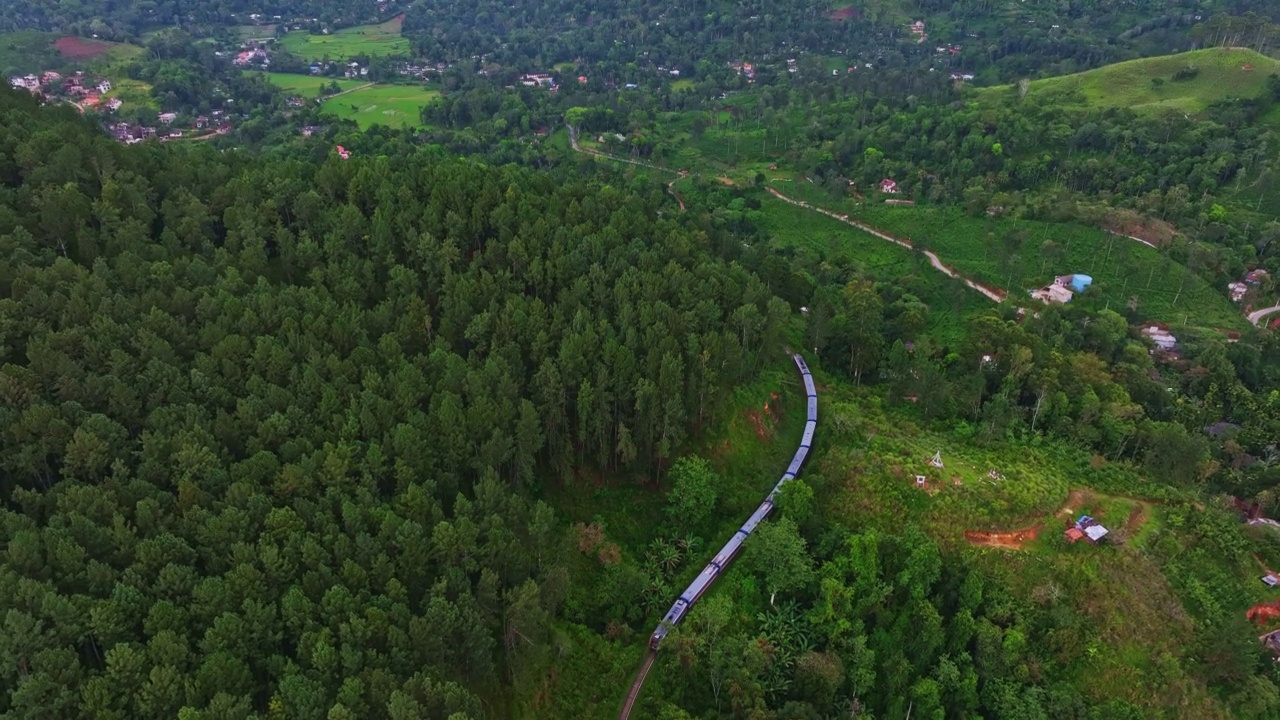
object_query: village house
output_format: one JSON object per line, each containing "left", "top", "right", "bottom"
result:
{"left": 520, "top": 73, "right": 555, "bottom": 87}
{"left": 1141, "top": 324, "right": 1178, "bottom": 353}
{"left": 879, "top": 178, "right": 900, "bottom": 194}
{"left": 1229, "top": 281, "right": 1249, "bottom": 302}
{"left": 97, "top": 80, "right": 111, "bottom": 94}
{"left": 1031, "top": 284, "right": 1074, "bottom": 304}
{"left": 158, "top": 112, "right": 178, "bottom": 125}
{"left": 106, "top": 98, "right": 123, "bottom": 112}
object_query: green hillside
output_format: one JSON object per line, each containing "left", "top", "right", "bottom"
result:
{"left": 977, "top": 47, "right": 1280, "bottom": 115}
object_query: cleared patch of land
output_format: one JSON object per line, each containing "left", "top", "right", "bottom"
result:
{"left": 319, "top": 83, "right": 438, "bottom": 129}
{"left": 976, "top": 47, "right": 1280, "bottom": 115}
{"left": 255, "top": 72, "right": 368, "bottom": 96}
{"left": 279, "top": 15, "right": 409, "bottom": 60}
{"left": 55, "top": 35, "right": 143, "bottom": 62}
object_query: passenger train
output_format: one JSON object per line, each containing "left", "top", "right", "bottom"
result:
{"left": 649, "top": 353, "right": 817, "bottom": 650}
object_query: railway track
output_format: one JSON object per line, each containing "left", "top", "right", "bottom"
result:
{"left": 618, "top": 352, "right": 817, "bottom": 719}
{"left": 619, "top": 650, "right": 657, "bottom": 720}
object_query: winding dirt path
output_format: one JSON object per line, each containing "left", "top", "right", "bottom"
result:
{"left": 564, "top": 131, "right": 1010, "bottom": 306}
{"left": 765, "top": 187, "right": 1007, "bottom": 303}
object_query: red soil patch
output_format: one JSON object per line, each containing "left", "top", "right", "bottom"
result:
{"left": 1249, "top": 599, "right": 1280, "bottom": 625}
{"left": 827, "top": 5, "right": 860, "bottom": 21}
{"left": 55, "top": 36, "right": 114, "bottom": 59}
{"left": 745, "top": 409, "right": 767, "bottom": 440}
{"left": 965, "top": 526, "right": 1040, "bottom": 550}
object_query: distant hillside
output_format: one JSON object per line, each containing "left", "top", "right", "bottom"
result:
{"left": 976, "top": 47, "right": 1280, "bottom": 115}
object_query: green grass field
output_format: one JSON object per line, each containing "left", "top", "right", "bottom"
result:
{"left": 255, "top": 72, "right": 368, "bottom": 96}
{"left": 102, "top": 78, "right": 156, "bottom": 110}
{"left": 279, "top": 16, "right": 409, "bottom": 60}
{"left": 319, "top": 84, "right": 438, "bottom": 129}
{"left": 976, "top": 47, "right": 1280, "bottom": 115}
{"left": 231, "top": 24, "right": 277, "bottom": 41}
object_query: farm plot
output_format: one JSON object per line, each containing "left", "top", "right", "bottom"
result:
{"left": 320, "top": 84, "right": 438, "bottom": 129}
{"left": 279, "top": 15, "right": 409, "bottom": 60}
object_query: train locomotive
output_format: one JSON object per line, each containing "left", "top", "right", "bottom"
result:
{"left": 649, "top": 353, "right": 817, "bottom": 650}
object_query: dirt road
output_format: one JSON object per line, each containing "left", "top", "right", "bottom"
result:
{"left": 1248, "top": 305, "right": 1280, "bottom": 326}
{"left": 765, "top": 187, "right": 1007, "bottom": 303}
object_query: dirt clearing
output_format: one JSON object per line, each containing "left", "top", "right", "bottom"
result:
{"left": 55, "top": 36, "right": 114, "bottom": 59}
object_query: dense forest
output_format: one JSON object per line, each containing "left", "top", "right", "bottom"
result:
{"left": 0, "top": 87, "right": 786, "bottom": 718}
{"left": 0, "top": 0, "right": 401, "bottom": 40}
{"left": 2, "top": 74, "right": 1280, "bottom": 717}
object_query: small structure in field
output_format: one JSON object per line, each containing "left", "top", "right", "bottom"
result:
{"left": 1073, "top": 514, "right": 1109, "bottom": 543}
{"left": 1263, "top": 574, "right": 1279, "bottom": 588}
{"left": 1064, "top": 527, "right": 1086, "bottom": 543}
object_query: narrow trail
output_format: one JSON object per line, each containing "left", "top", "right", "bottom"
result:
{"left": 565, "top": 127, "right": 1007, "bottom": 304}
{"left": 766, "top": 187, "right": 1007, "bottom": 303}
{"left": 321, "top": 82, "right": 376, "bottom": 101}
{"left": 568, "top": 124, "right": 688, "bottom": 212}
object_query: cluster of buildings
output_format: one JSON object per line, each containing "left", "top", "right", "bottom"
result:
{"left": 9, "top": 71, "right": 121, "bottom": 111}
{"left": 108, "top": 110, "right": 232, "bottom": 144}
{"left": 232, "top": 48, "right": 271, "bottom": 69}
{"left": 396, "top": 61, "right": 448, "bottom": 80}
{"left": 1228, "top": 268, "right": 1269, "bottom": 302}
{"left": 520, "top": 73, "right": 555, "bottom": 88}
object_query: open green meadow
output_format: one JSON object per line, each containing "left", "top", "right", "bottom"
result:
{"left": 976, "top": 47, "right": 1280, "bottom": 115}
{"left": 279, "top": 16, "right": 409, "bottom": 60}
{"left": 255, "top": 71, "right": 367, "bottom": 96}
{"left": 319, "top": 83, "right": 438, "bottom": 128}
{"left": 231, "top": 24, "right": 277, "bottom": 41}
{"left": 102, "top": 78, "right": 156, "bottom": 110}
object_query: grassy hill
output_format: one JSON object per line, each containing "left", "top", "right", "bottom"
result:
{"left": 976, "top": 47, "right": 1280, "bottom": 115}
{"left": 538, "top": 352, "right": 1276, "bottom": 718}
{"left": 279, "top": 15, "right": 409, "bottom": 61}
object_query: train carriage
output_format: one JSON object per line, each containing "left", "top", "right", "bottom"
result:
{"left": 648, "top": 353, "right": 817, "bottom": 652}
